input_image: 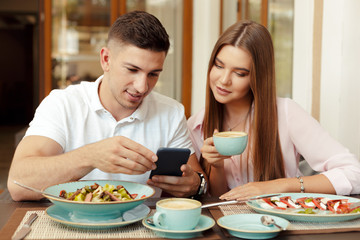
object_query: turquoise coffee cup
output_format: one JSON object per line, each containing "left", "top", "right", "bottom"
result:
{"left": 213, "top": 131, "right": 248, "bottom": 156}
{"left": 153, "top": 198, "right": 201, "bottom": 230}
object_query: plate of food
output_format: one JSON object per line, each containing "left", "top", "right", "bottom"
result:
{"left": 246, "top": 193, "right": 360, "bottom": 222}
{"left": 42, "top": 180, "right": 155, "bottom": 222}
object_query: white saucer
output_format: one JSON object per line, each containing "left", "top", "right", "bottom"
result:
{"left": 142, "top": 215, "right": 215, "bottom": 239}
{"left": 45, "top": 204, "right": 150, "bottom": 229}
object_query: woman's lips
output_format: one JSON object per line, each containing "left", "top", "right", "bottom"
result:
{"left": 216, "top": 86, "right": 231, "bottom": 96}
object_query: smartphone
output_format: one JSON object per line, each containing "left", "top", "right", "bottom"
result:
{"left": 149, "top": 147, "right": 191, "bottom": 178}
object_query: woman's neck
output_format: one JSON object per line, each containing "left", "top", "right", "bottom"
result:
{"left": 224, "top": 94, "right": 252, "bottom": 131}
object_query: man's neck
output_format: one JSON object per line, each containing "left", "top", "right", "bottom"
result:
{"left": 98, "top": 78, "right": 138, "bottom": 121}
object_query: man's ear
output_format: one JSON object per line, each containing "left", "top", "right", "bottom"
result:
{"left": 100, "top": 47, "right": 110, "bottom": 72}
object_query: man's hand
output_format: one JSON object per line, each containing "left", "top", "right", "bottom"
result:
{"left": 8, "top": 135, "right": 158, "bottom": 201}
{"left": 82, "top": 136, "right": 158, "bottom": 175}
{"left": 147, "top": 163, "right": 200, "bottom": 197}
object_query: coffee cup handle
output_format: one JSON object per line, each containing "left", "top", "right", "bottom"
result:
{"left": 153, "top": 212, "right": 167, "bottom": 229}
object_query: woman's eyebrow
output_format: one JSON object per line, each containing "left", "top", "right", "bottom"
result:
{"left": 215, "top": 57, "right": 224, "bottom": 65}
{"left": 235, "top": 67, "right": 250, "bottom": 72}
{"left": 215, "top": 57, "right": 250, "bottom": 72}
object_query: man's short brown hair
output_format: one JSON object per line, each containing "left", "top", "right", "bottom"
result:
{"left": 108, "top": 11, "right": 170, "bottom": 53}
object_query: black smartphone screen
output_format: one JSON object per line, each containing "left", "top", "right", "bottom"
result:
{"left": 149, "top": 147, "right": 191, "bottom": 178}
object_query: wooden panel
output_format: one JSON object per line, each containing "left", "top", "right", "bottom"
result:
{"left": 312, "top": 0, "right": 323, "bottom": 121}
{"left": 182, "top": 0, "right": 193, "bottom": 118}
{"left": 110, "top": 0, "right": 118, "bottom": 23}
{"left": 261, "top": 0, "right": 268, "bottom": 26}
{"left": 119, "top": 0, "right": 127, "bottom": 15}
{"left": 244, "top": 0, "right": 249, "bottom": 19}
{"left": 111, "top": 0, "right": 126, "bottom": 23}
{"left": 237, "top": 0, "right": 242, "bottom": 20}
{"left": 37, "top": 0, "right": 44, "bottom": 101}
{"left": 38, "top": 0, "right": 52, "bottom": 101}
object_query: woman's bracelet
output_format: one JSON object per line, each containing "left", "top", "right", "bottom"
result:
{"left": 297, "top": 176, "right": 305, "bottom": 193}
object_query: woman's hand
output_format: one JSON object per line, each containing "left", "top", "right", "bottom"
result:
{"left": 219, "top": 179, "right": 285, "bottom": 201}
{"left": 201, "top": 135, "right": 228, "bottom": 168}
{"left": 220, "top": 175, "right": 337, "bottom": 201}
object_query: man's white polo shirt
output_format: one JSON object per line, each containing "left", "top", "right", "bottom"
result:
{"left": 26, "top": 76, "right": 193, "bottom": 185}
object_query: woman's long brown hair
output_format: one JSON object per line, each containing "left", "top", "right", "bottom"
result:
{"left": 202, "top": 20, "right": 285, "bottom": 181}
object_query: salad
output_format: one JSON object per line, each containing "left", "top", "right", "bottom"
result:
{"left": 59, "top": 183, "right": 142, "bottom": 202}
{"left": 258, "top": 196, "right": 360, "bottom": 214}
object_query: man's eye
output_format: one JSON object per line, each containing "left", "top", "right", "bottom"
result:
{"left": 149, "top": 73, "right": 159, "bottom": 78}
{"left": 127, "top": 68, "right": 138, "bottom": 72}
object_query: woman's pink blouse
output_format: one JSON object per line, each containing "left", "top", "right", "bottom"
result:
{"left": 187, "top": 98, "right": 360, "bottom": 195}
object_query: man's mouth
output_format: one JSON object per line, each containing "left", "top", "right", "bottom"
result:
{"left": 126, "top": 90, "right": 143, "bottom": 102}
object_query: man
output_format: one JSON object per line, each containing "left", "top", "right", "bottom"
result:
{"left": 8, "top": 11, "right": 206, "bottom": 201}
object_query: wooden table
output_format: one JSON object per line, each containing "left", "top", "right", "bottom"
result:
{"left": 1, "top": 190, "right": 360, "bottom": 240}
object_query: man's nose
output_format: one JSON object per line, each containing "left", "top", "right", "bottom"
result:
{"left": 133, "top": 75, "right": 148, "bottom": 94}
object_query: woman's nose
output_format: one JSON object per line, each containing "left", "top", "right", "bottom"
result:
{"left": 220, "top": 71, "right": 231, "bottom": 85}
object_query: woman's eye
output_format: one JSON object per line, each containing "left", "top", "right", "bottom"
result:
{"left": 235, "top": 72, "right": 247, "bottom": 77}
{"left": 214, "top": 63, "right": 223, "bottom": 69}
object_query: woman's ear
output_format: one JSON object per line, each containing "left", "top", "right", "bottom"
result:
{"left": 100, "top": 47, "right": 111, "bottom": 72}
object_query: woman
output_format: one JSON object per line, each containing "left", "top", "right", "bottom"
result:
{"left": 187, "top": 20, "right": 360, "bottom": 200}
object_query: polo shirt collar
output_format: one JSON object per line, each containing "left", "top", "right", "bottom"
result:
{"left": 130, "top": 92, "right": 150, "bottom": 121}
{"left": 90, "top": 75, "right": 149, "bottom": 122}
{"left": 90, "top": 75, "right": 105, "bottom": 112}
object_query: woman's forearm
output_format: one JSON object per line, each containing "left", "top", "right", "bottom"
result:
{"left": 208, "top": 164, "right": 229, "bottom": 196}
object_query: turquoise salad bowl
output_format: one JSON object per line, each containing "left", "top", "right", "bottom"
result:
{"left": 42, "top": 180, "right": 155, "bottom": 220}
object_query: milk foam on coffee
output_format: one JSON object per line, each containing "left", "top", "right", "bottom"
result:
{"left": 160, "top": 199, "right": 199, "bottom": 209}
{"left": 215, "top": 132, "right": 247, "bottom": 138}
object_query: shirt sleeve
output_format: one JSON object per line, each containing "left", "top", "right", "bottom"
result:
{"left": 25, "top": 90, "right": 67, "bottom": 149}
{"left": 285, "top": 98, "right": 360, "bottom": 195}
{"left": 187, "top": 109, "right": 205, "bottom": 161}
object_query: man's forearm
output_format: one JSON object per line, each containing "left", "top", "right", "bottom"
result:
{"left": 8, "top": 146, "right": 94, "bottom": 201}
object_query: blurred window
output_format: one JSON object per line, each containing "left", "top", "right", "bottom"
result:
{"left": 52, "top": 0, "right": 110, "bottom": 89}
{"left": 268, "top": 0, "right": 294, "bottom": 98}
{"left": 51, "top": 0, "right": 183, "bottom": 102}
